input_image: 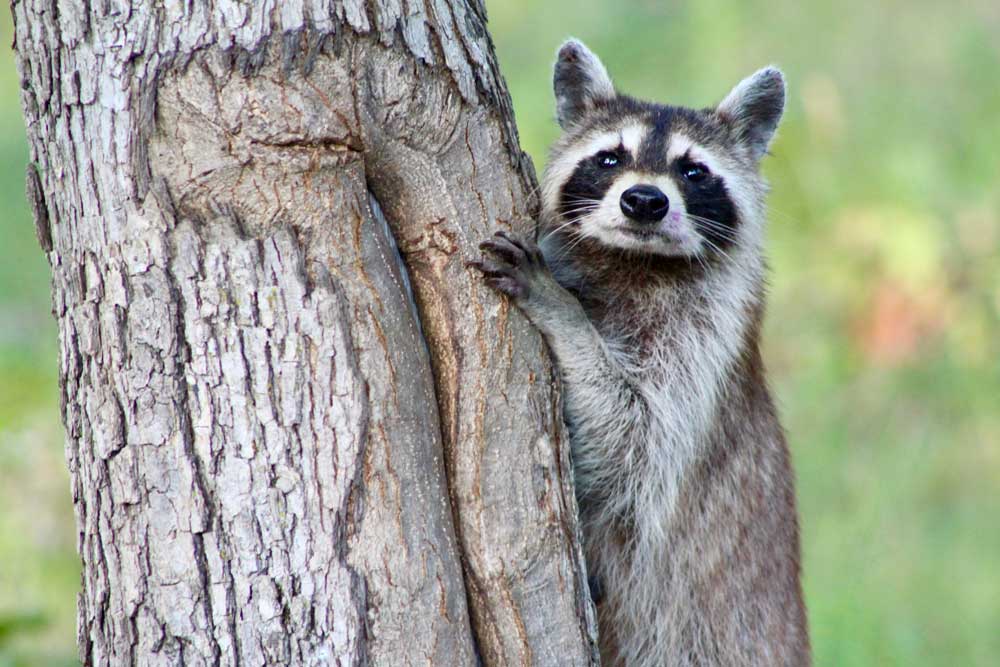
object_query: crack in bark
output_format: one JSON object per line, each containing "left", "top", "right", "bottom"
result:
{"left": 166, "top": 238, "right": 226, "bottom": 665}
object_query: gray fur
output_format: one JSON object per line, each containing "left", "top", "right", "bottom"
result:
{"left": 473, "top": 41, "right": 808, "bottom": 666}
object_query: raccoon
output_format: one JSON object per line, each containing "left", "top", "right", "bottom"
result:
{"left": 471, "top": 40, "right": 810, "bottom": 666}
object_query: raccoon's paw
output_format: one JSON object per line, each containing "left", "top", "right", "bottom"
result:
{"left": 468, "top": 231, "right": 549, "bottom": 301}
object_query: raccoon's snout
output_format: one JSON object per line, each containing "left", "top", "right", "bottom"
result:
{"left": 620, "top": 185, "right": 669, "bottom": 224}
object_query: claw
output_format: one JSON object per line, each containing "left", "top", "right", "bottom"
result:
{"left": 486, "top": 232, "right": 526, "bottom": 260}
{"left": 467, "top": 259, "right": 512, "bottom": 278}
{"left": 495, "top": 230, "right": 526, "bottom": 251}
{"left": 495, "top": 230, "right": 544, "bottom": 265}
{"left": 480, "top": 239, "right": 523, "bottom": 264}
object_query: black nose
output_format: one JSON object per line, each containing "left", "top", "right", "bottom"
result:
{"left": 620, "top": 185, "right": 669, "bottom": 223}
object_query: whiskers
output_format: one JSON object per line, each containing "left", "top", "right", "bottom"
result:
{"left": 684, "top": 214, "right": 739, "bottom": 244}
{"left": 540, "top": 199, "right": 600, "bottom": 257}
{"left": 683, "top": 213, "right": 739, "bottom": 266}
{"left": 536, "top": 207, "right": 745, "bottom": 272}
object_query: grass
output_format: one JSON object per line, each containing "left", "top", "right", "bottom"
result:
{"left": 2, "top": 1, "right": 998, "bottom": 664}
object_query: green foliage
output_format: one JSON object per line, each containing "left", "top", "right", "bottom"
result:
{"left": 1, "top": 2, "right": 997, "bottom": 665}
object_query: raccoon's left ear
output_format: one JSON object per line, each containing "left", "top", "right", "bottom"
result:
{"left": 716, "top": 67, "right": 786, "bottom": 161}
{"left": 553, "top": 39, "right": 616, "bottom": 129}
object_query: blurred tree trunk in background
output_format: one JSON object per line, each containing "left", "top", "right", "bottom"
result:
{"left": 12, "top": 1, "right": 597, "bottom": 664}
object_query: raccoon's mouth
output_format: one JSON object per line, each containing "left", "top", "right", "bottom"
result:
{"left": 613, "top": 224, "right": 695, "bottom": 255}
{"left": 621, "top": 226, "right": 654, "bottom": 238}
{"left": 619, "top": 226, "right": 669, "bottom": 242}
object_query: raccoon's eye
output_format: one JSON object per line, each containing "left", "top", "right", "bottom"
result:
{"left": 594, "top": 151, "right": 620, "bottom": 169}
{"left": 681, "top": 162, "right": 709, "bottom": 182}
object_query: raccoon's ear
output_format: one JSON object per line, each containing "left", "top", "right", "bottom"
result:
{"left": 553, "top": 39, "right": 615, "bottom": 129}
{"left": 716, "top": 67, "right": 786, "bottom": 161}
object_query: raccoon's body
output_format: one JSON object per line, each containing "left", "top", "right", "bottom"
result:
{"left": 472, "top": 40, "right": 809, "bottom": 666}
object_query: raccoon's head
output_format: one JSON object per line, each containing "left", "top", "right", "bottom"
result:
{"left": 541, "top": 39, "right": 785, "bottom": 262}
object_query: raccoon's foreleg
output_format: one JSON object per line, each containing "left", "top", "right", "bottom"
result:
{"left": 470, "top": 232, "right": 650, "bottom": 498}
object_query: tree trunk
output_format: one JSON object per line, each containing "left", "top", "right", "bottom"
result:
{"left": 12, "top": 1, "right": 598, "bottom": 665}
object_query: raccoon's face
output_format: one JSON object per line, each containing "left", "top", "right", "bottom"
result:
{"left": 541, "top": 40, "right": 785, "bottom": 261}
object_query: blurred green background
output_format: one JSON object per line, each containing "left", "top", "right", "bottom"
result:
{"left": 2, "top": 1, "right": 998, "bottom": 664}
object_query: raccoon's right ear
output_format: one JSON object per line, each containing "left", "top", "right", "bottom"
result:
{"left": 553, "top": 39, "right": 615, "bottom": 129}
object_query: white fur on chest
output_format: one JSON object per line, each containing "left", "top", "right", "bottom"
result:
{"left": 626, "top": 259, "right": 757, "bottom": 541}
{"left": 551, "top": 241, "right": 762, "bottom": 542}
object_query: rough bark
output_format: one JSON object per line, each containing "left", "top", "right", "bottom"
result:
{"left": 13, "top": 1, "right": 597, "bottom": 665}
